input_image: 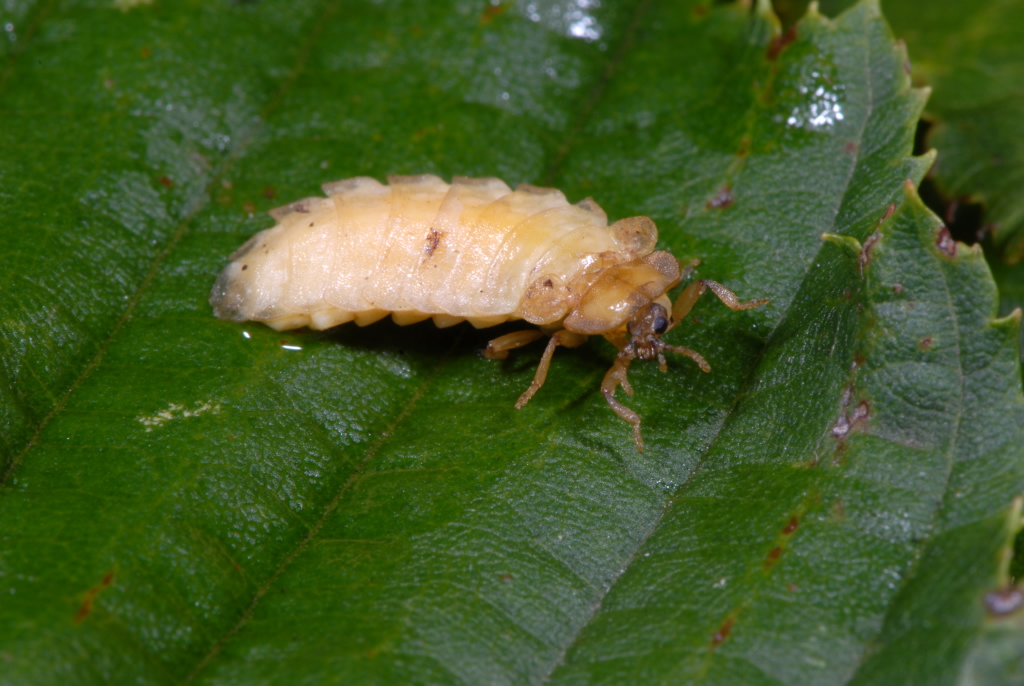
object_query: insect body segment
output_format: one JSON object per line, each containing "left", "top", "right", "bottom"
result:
{"left": 211, "top": 175, "right": 768, "bottom": 450}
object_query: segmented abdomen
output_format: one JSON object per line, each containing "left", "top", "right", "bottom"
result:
{"left": 210, "top": 175, "right": 644, "bottom": 331}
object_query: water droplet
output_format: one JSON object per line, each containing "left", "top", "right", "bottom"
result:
{"left": 784, "top": 61, "right": 845, "bottom": 131}
{"left": 521, "top": 0, "right": 603, "bottom": 42}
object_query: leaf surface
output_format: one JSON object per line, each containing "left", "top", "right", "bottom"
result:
{"left": 1, "top": 1, "right": 1022, "bottom": 684}
{"left": 780, "top": 0, "right": 1024, "bottom": 261}
{"left": 882, "top": 0, "right": 1024, "bottom": 260}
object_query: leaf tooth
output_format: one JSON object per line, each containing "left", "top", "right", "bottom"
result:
{"left": 905, "top": 149, "right": 938, "bottom": 188}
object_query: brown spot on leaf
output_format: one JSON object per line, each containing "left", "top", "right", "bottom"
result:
{"left": 140, "top": 46, "right": 151, "bottom": 59}
{"left": 242, "top": 202, "right": 255, "bottom": 215}
{"left": 158, "top": 176, "right": 173, "bottom": 188}
{"left": 850, "top": 401, "right": 870, "bottom": 428}
{"left": 832, "top": 500, "right": 846, "bottom": 520}
{"left": 985, "top": 587, "right": 1024, "bottom": 616}
{"left": 936, "top": 226, "right": 957, "bottom": 257}
{"left": 74, "top": 571, "right": 115, "bottom": 624}
{"left": 262, "top": 186, "right": 276, "bottom": 200}
{"left": 766, "top": 25, "right": 797, "bottom": 61}
{"left": 833, "top": 390, "right": 870, "bottom": 441}
{"left": 783, "top": 517, "right": 799, "bottom": 535}
{"left": 787, "top": 582, "right": 798, "bottom": 593}
{"left": 882, "top": 203, "right": 897, "bottom": 222}
{"left": 893, "top": 283, "right": 904, "bottom": 295}
{"left": 711, "top": 616, "right": 735, "bottom": 646}
{"left": 831, "top": 413, "right": 851, "bottom": 439}
{"left": 707, "top": 186, "right": 733, "bottom": 210}
{"left": 859, "top": 231, "right": 881, "bottom": 275}
{"left": 764, "top": 547, "right": 783, "bottom": 569}
{"left": 832, "top": 385, "right": 854, "bottom": 438}
{"left": 480, "top": 2, "right": 508, "bottom": 23}
{"left": 692, "top": 4, "right": 707, "bottom": 17}
{"left": 844, "top": 142, "right": 858, "bottom": 154}
{"left": 500, "top": 573, "right": 513, "bottom": 583}
{"left": 919, "top": 337, "right": 933, "bottom": 350}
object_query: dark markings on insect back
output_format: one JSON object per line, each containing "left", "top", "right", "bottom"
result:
{"left": 424, "top": 228, "right": 442, "bottom": 257}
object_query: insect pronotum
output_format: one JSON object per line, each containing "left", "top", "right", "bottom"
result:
{"left": 211, "top": 175, "right": 769, "bottom": 450}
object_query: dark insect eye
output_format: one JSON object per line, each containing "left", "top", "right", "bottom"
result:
{"left": 653, "top": 316, "right": 668, "bottom": 334}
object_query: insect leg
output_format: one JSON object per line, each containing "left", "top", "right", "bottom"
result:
{"left": 661, "top": 345, "right": 711, "bottom": 372}
{"left": 515, "top": 330, "right": 587, "bottom": 409}
{"left": 701, "top": 280, "right": 771, "bottom": 311}
{"left": 669, "top": 280, "right": 706, "bottom": 329}
{"left": 670, "top": 279, "right": 769, "bottom": 331}
{"left": 484, "top": 329, "right": 545, "bottom": 360}
{"left": 600, "top": 355, "right": 644, "bottom": 451}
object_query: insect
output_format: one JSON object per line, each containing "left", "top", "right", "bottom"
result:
{"left": 211, "top": 175, "right": 769, "bottom": 450}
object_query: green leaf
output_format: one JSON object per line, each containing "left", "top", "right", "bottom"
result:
{"left": 2, "top": 1, "right": 1023, "bottom": 684}
{"left": 776, "top": 0, "right": 1024, "bottom": 262}
{"left": 991, "top": 253, "right": 1024, "bottom": 377}
{"left": 882, "top": 0, "right": 1024, "bottom": 262}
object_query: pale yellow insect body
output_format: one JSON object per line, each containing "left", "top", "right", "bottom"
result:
{"left": 211, "top": 174, "right": 664, "bottom": 332}
{"left": 211, "top": 175, "right": 768, "bottom": 450}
